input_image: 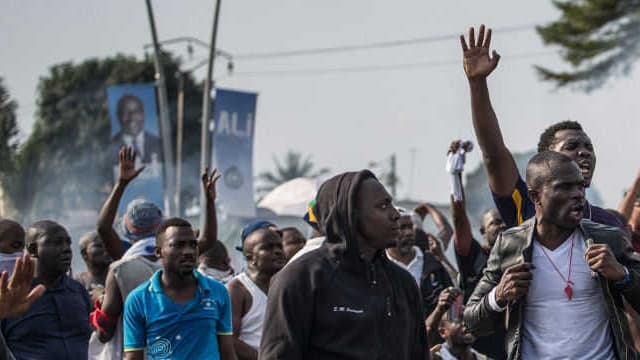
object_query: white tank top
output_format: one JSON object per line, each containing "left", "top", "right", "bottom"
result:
{"left": 235, "top": 272, "right": 268, "bottom": 350}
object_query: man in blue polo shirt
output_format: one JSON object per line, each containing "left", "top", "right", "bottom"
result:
{"left": 123, "top": 218, "right": 236, "bottom": 360}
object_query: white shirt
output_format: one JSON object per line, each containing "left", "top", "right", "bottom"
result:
{"left": 122, "top": 132, "right": 145, "bottom": 158}
{"left": 235, "top": 273, "right": 267, "bottom": 350}
{"left": 489, "top": 230, "right": 615, "bottom": 360}
{"left": 386, "top": 246, "right": 424, "bottom": 288}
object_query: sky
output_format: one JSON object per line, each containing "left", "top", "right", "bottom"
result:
{"left": 2, "top": 0, "right": 640, "bottom": 210}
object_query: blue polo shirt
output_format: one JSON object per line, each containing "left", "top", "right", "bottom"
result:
{"left": 123, "top": 269, "right": 232, "bottom": 359}
{"left": 492, "top": 174, "right": 623, "bottom": 229}
{"left": 1, "top": 275, "right": 92, "bottom": 360}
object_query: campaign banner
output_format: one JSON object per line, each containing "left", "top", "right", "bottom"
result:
{"left": 212, "top": 89, "right": 258, "bottom": 218}
{"left": 106, "top": 83, "right": 165, "bottom": 214}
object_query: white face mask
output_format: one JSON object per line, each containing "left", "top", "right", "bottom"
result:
{"left": 197, "top": 263, "right": 235, "bottom": 284}
{"left": 0, "top": 251, "right": 25, "bottom": 275}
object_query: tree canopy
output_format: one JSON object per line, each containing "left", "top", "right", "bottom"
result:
{"left": 537, "top": 0, "right": 640, "bottom": 90}
{"left": 6, "top": 53, "right": 204, "bottom": 220}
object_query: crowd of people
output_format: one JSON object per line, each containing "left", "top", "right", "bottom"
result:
{"left": 1, "top": 24, "right": 640, "bottom": 359}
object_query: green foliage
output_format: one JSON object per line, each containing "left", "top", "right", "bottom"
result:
{"left": 8, "top": 53, "right": 203, "bottom": 220}
{"left": 0, "top": 78, "right": 19, "bottom": 178}
{"left": 536, "top": 0, "right": 640, "bottom": 90}
{"left": 257, "top": 150, "right": 329, "bottom": 196}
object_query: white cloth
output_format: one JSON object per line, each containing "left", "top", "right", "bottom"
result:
{"left": 235, "top": 272, "right": 267, "bottom": 351}
{"left": 122, "top": 237, "right": 156, "bottom": 259}
{"left": 386, "top": 246, "right": 424, "bottom": 288}
{"left": 490, "top": 230, "right": 615, "bottom": 359}
{"left": 445, "top": 142, "right": 472, "bottom": 201}
{"left": 197, "top": 263, "right": 235, "bottom": 284}
{"left": 285, "top": 236, "right": 325, "bottom": 266}
{"left": 0, "top": 251, "right": 23, "bottom": 275}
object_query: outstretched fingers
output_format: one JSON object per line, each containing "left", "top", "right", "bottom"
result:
{"left": 459, "top": 35, "right": 469, "bottom": 52}
{"left": 484, "top": 28, "right": 493, "bottom": 49}
{"left": 469, "top": 27, "right": 476, "bottom": 49}
{"left": 477, "top": 24, "right": 485, "bottom": 47}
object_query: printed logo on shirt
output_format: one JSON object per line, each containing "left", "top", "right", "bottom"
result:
{"left": 201, "top": 298, "right": 217, "bottom": 311}
{"left": 332, "top": 306, "right": 364, "bottom": 314}
{"left": 148, "top": 337, "right": 173, "bottom": 358}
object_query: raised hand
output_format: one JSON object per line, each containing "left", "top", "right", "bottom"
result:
{"left": 448, "top": 140, "right": 462, "bottom": 154}
{"left": 0, "top": 254, "right": 46, "bottom": 319}
{"left": 118, "top": 146, "right": 145, "bottom": 183}
{"left": 201, "top": 167, "right": 222, "bottom": 202}
{"left": 460, "top": 24, "right": 501, "bottom": 80}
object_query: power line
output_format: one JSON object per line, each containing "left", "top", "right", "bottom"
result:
{"left": 232, "top": 50, "right": 555, "bottom": 78}
{"left": 234, "top": 23, "right": 540, "bottom": 60}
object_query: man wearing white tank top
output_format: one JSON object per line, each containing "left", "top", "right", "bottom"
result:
{"left": 226, "top": 222, "right": 286, "bottom": 360}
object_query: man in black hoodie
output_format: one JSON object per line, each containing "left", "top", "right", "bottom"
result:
{"left": 260, "top": 170, "right": 429, "bottom": 360}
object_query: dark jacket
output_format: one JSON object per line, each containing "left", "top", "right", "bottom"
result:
{"left": 464, "top": 218, "right": 640, "bottom": 360}
{"left": 259, "top": 170, "right": 429, "bottom": 360}
{"left": 420, "top": 251, "right": 453, "bottom": 317}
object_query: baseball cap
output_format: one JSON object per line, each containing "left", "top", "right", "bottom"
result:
{"left": 236, "top": 220, "right": 277, "bottom": 252}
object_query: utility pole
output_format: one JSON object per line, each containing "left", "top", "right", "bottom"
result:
{"left": 390, "top": 153, "right": 397, "bottom": 198}
{"left": 199, "top": 0, "right": 223, "bottom": 228}
{"left": 175, "top": 72, "right": 185, "bottom": 216}
{"left": 145, "top": 0, "right": 175, "bottom": 216}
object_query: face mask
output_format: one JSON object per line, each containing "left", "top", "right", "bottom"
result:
{"left": 0, "top": 251, "right": 25, "bottom": 275}
{"left": 197, "top": 263, "right": 235, "bottom": 284}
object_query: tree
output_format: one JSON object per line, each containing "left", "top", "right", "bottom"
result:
{"left": 0, "top": 78, "right": 20, "bottom": 216}
{"left": 257, "top": 150, "right": 329, "bottom": 195}
{"left": 9, "top": 53, "right": 204, "bottom": 220}
{"left": 536, "top": 0, "right": 640, "bottom": 90}
{"left": 0, "top": 78, "right": 19, "bottom": 177}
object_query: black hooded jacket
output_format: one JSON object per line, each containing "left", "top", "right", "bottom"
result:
{"left": 259, "top": 171, "right": 429, "bottom": 360}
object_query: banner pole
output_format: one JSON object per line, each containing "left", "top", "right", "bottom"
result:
{"left": 199, "top": 0, "right": 223, "bottom": 229}
{"left": 145, "top": 0, "right": 175, "bottom": 216}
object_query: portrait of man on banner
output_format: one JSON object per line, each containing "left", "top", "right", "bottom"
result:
{"left": 107, "top": 83, "right": 165, "bottom": 214}
{"left": 107, "top": 84, "right": 163, "bottom": 166}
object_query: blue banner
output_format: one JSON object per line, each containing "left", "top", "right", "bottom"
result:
{"left": 212, "top": 89, "right": 258, "bottom": 218}
{"left": 106, "top": 83, "right": 165, "bottom": 214}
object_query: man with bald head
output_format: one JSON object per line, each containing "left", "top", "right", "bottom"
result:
{"left": 464, "top": 152, "right": 640, "bottom": 359}
{"left": 227, "top": 221, "right": 286, "bottom": 360}
{"left": 2, "top": 221, "right": 92, "bottom": 360}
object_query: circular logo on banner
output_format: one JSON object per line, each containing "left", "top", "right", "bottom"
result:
{"left": 224, "top": 166, "right": 244, "bottom": 189}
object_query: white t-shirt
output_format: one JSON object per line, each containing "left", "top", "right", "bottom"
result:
{"left": 490, "top": 230, "right": 615, "bottom": 359}
{"left": 386, "top": 246, "right": 424, "bottom": 288}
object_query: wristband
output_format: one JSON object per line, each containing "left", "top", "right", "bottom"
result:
{"left": 615, "top": 266, "right": 631, "bottom": 287}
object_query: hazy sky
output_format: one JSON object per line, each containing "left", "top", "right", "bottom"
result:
{"left": 2, "top": 0, "right": 640, "bottom": 209}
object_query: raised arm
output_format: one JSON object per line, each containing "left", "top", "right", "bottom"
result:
{"left": 414, "top": 203, "right": 453, "bottom": 249}
{"left": 619, "top": 169, "right": 640, "bottom": 219}
{"left": 461, "top": 25, "right": 519, "bottom": 197}
{"left": 97, "top": 146, "right": 145, "bottom": 260}
{"left": 198, "top": 168, "right": 221, "bottom": 255}
{"left": 451, "top": 196, "right": 475, "bottom": 257}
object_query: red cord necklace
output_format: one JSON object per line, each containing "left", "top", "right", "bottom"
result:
{"left": 539, "top": 237, "right": 575, "bottom": 300}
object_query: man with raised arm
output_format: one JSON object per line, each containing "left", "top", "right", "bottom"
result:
{"left": 459, "top": 24, "right": 621, "bottom": 229}
{"left": 91, "top": 146, "right": 220, "bottom": 359}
